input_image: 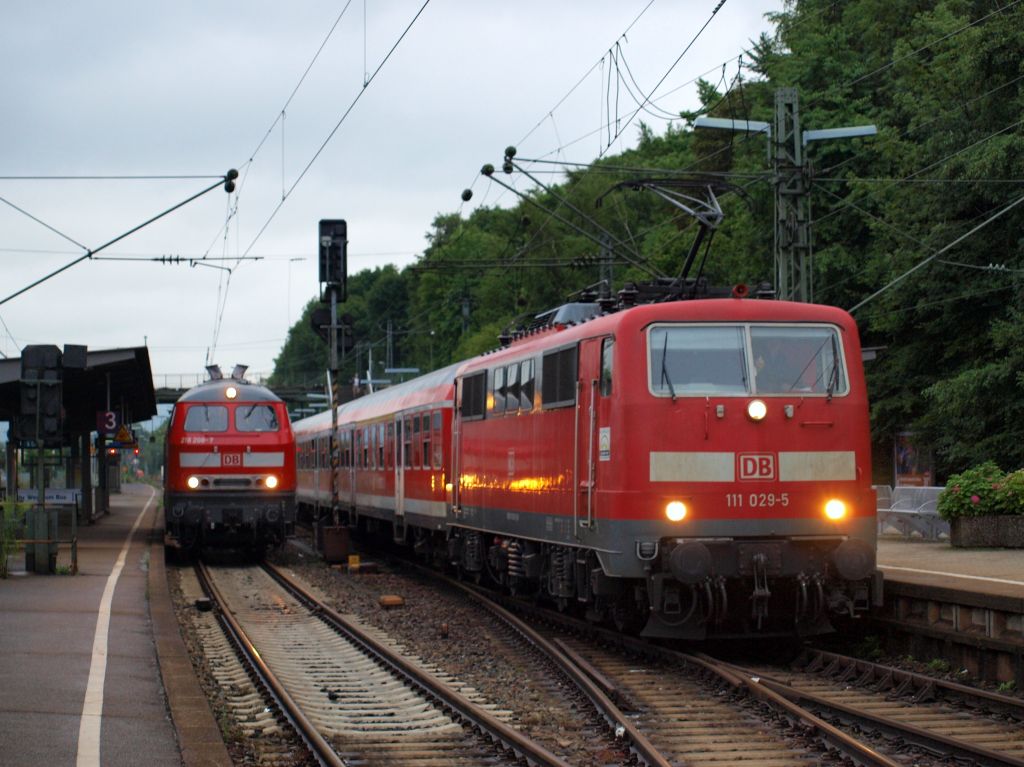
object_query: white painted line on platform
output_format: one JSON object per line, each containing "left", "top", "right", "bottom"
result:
{"left": 881, "top": 564, "right": 1024, "bottom": 588}
{"left": 76, "top": 486, "right": 156, "bottom": 767}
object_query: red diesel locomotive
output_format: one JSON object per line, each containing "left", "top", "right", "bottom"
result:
{"left": 164, "top": 366, "right": 296, "bottom": 552}
{"left": 294, "top": 297, "right": 880, "bottom": 638}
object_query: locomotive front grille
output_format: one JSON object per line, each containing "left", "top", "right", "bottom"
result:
{"left": 213, "top": 477, "right": 253, "bottom": 488}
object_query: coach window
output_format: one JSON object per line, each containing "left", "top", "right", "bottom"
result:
{"left": 404, "top": 417, "right": 413, "bottom": 468}
{"left": 184, "top": 405, "right": 228, "bottom": 432}
{"left": 541, "top": 346, "right": 578, "bottom": 409}
{"left": 492, "top": 367, "right": 506, "bottom": 414}
{"left": 460, "top": 372, "right": 487, "bottom": 421}
{"left": 600, "top": 338, "right": 614, "bottom": 397}
{"left": 505, "top": 363, "right": 520, "bottom": 412}
{"left": 362, "top": 429, "right": 369, "bottom": 468}
{"left": 386, "top": 423, "right": 394, "bottom": 468}
{"left": 520, "top": 359, "right": 535, "bottom": 411}
{"left": 421, "top": 414, "right": 431, "bottom": 469}
{"left": 432, "top": 411, "right": 443, "bottom": 469}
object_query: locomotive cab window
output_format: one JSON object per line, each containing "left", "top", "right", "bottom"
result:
{"left": 235, "top": 404, "right": 279, "bottom": 432}
{"left": 600, "top": 338, "right": 614, "bottom": 396}
{"left": 648, "top": 323, "right": 848, "bottom": 397}
{"left": 751, "top": 326, "right": 848, "bottom": 395}
{"left": 184, "top": 405, "right": 228, "bottom": 432}
{"left": 650, "top": 326, "right": 747, "bottom": 396}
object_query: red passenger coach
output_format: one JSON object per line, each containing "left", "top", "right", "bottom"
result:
{"left": 164, "top": 367, "right": 296, "bottom": 552}
{"left": 294, "top": 364, "right": 457, "bottom": 540}
{"left": 295, "top": 295, "right": 881, "bottom": 640}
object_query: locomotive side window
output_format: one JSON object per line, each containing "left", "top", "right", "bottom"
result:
{"left": 600, "top": 338, "right": 614, "bottom": 396}
{"left": 492, "top": 367, "right": 506, "bottom": 414}
{"left": 520, "top": 359, "right": 535, "bottom": 411}
{"left": 235, "top": 404, "right": 279, "bottom": 432}
{"left": 460, "top": 372, "right": 487, "bottom": 420}
{"left": 184, "top": 405, "right": 228, "bottom": 432}
{"left": 650, "top": 326, "right": 747, "bottom": 396}
{"left": 505, "top": 364, "right": 520, "bottom": 412}
{"left": 541, "top": 346, "right": 578, "bottom": 409}
{"left": 750, "top": 326, "right": 847, "bottom": 395}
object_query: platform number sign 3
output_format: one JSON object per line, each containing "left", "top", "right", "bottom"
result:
{"left": 97, "top": 410, "right": 121, "bottom": 436}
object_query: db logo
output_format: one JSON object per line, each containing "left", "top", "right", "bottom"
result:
{"left": 739, "top": 453, "right": 775, "bottom": 480}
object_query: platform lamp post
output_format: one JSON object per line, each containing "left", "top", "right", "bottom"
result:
{"left": 694, "top": 87, "right": 875, "bottom": 303}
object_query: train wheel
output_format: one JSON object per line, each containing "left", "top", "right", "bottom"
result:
{"left": 611, "top": 593, "right": 646, "bottom": 634}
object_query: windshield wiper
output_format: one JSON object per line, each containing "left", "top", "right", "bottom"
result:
{"left": 826, "top": 334, "right": 840, "bottom": 401}
{"left": 660, "top": 333, "right": 677, "bottom": 401}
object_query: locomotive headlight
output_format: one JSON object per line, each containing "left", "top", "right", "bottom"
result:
{"left": 824, "top": 498, "right": 847, "bottom": 520}
{"left": 186, "top": 475, "right": 200, "bottom": 490}
{"left": 264, "top": 475, "right": 279, "bottom": 489}
{"left": 665, "top": 500, "right": 688, "bottom": 522}
{"left": 747, "top": 399, "right": 768, "bottom": 421}
{"left": 225, "top": 385, "right": 238, "bottom": 399}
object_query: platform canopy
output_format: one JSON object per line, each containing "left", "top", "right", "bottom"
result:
{"left": 0, "top": 346, "right": 157, "bottom": 438}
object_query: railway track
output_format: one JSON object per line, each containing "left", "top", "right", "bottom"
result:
{"left": 194, "top": 561, "right": 570, "bottom": 767}
{"left": 430, "top": 569, "right": 899, "bottom": 767}
{"left": 425, "top": 562, "right": 1024, "bottom": 766}
{"left": 722, "top": 648, "right": 1024, "bottom": 767}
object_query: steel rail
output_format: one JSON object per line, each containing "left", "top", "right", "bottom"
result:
{"left": 194, "top": 562, "right": 344, "bottom": 767}
{"left": 261, "top": 561, "right": 571, "bottom": 767}
{"left": 687, "top": 653, "right": 901, "bottom": 767}
{"left": 440, "top": 579, "right": 898, "bottom": 767}
{"left": 802, "top": 648, "right": 1024, "bottom": 717}
{"left": 436, "top": 574, "right": 673, "bottom": 767}
{"left": 706, "top": 653, "right": 1024, "bottom": 767}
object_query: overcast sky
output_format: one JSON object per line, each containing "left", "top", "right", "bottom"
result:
{"left": 0, "top": 1, "right": 781, "bottom": 385}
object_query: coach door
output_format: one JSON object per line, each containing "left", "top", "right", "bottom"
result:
{"left": 346, "top": 427, "right": 356, "bottom": 510}
{"left": 576, "top": 337, "right": 609, "bottom": 532}
{"left": 394, "top": 415, "right": 406, "bottom": 532}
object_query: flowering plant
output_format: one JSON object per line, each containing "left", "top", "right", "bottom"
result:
{"left": 937, "top": 462, "right": 1024, "bottom": 520}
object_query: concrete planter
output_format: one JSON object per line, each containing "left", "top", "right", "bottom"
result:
{"left": 950, "top": 515, "right": 1024, "bottom": 548}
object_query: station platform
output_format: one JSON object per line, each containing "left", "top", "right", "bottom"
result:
{"left": 0, "top": 483, "right": 228, "bottom": 767}
{"left": 878, "top": 536, "right": 1024, "bottom": 600}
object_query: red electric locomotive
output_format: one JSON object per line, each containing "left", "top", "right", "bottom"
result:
{"left": 164, "top": 365, "right": 296, "bottom": 552}
{"left": 295, "top": 296, "right": 880, "bottom": 639}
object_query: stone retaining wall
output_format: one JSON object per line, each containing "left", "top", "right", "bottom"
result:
{"left": 950, "top": 516, "right": 1024, "bottom": 547}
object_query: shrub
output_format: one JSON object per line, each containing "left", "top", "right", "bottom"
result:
{"left": 995, "top": 469, "right": 1024, "bottom": 516}
{"left": 937, "top": 462, "right": 1006, "bottom": 521}
{"left": 0, "top": 501, "right": 29, "bottom": 578}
